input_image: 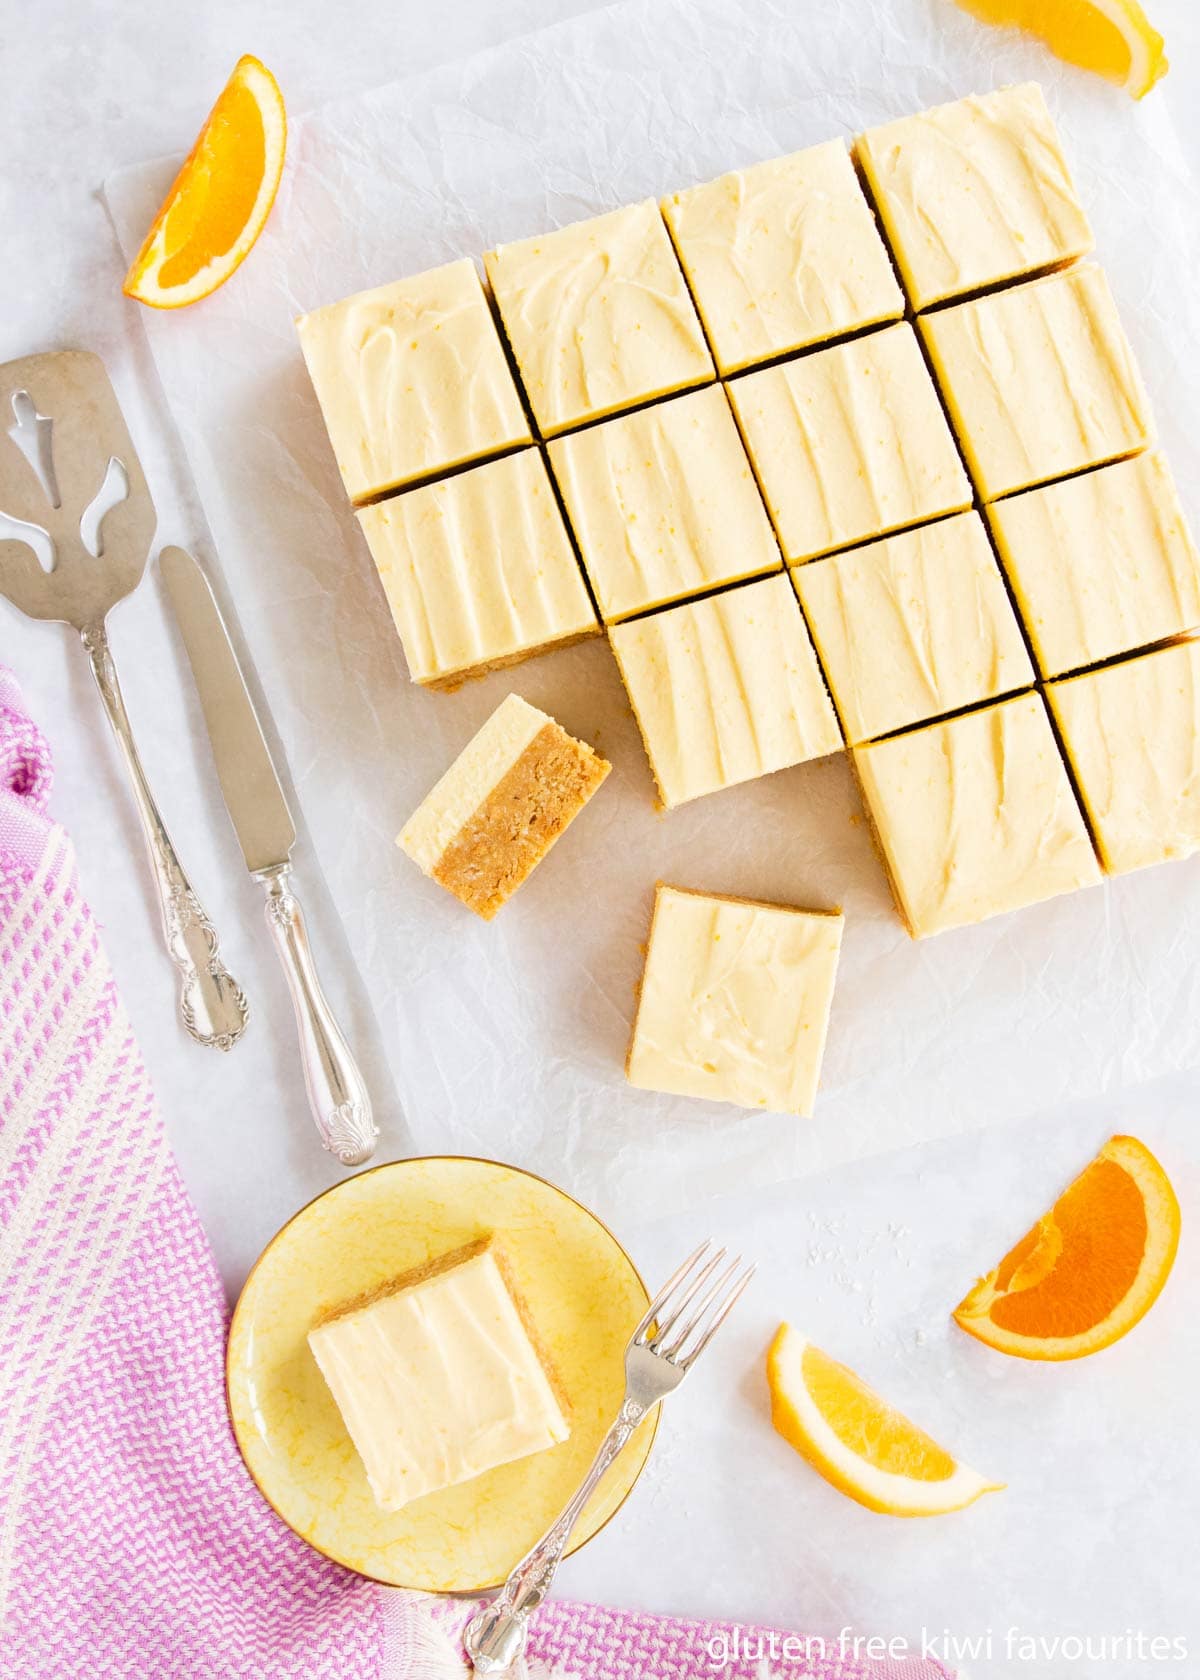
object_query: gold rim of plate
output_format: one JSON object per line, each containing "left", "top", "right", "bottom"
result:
{"left": 226, "top": 1154, "right": 658, "bottom": 1593}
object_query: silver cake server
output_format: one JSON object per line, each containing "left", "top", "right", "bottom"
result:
{"left": 159, "top": 544, "right": 377, "bottom": 1167}
{"left": 0, "top": 350, "right": 247, "bottom": 1050}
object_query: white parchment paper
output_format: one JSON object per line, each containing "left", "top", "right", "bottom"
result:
{"left": 105, "top": 0, "right": 1200, "bottom": 1230}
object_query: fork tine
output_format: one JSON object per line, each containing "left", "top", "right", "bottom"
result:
{"left": 651, "top": 1246, "right": 727, "bottom": 1344}
{"left": 657, "top": 1251, "right": 742, "bottom": 1360}
{"left": 672, "top": 1261, "right": 756, "bottom": 1368}
{"left": 630, "top": 1238, "right": 712, "bottom": 1343}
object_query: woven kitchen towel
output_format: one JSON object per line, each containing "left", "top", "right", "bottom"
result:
{"left": 0, "top": 666, "right": 955, "bottom": 1680}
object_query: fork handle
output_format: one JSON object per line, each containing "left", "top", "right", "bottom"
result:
{"left": 83, "top": 622, "right": 249, "bottom": 1051}
{"left": 464, "top": 1397, "right": 650, "bottom": 1675}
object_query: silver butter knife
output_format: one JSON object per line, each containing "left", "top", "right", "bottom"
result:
{"left": 160, "top": 545, "right": 378, "bottom": 1168}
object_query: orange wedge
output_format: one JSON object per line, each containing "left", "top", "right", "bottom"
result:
{"left": 952, "top": 0, "right": 1167, "bottom": 98}
{"left": 123, "top": 55, "right": 286, "bottom": 309}
{"left": 954, "top": 1135, "right": 1180, "bottom": 1361}
{"left": 766, "top": 1325, "right": 1002, "bottom": 1516}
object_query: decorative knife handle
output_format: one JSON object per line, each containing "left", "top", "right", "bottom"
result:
{"left": 259, "top": 868, "right": 378, "bottom": 1166}
{"left": 83, "top": 622, "right": 249, "bottom": 1051}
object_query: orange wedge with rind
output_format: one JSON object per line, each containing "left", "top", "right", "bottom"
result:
{"left": 124, "top": 55, "right": 286, "bottom": 309}
{"left": 767, "top": 1325, "right": 1002, "bottom": 1517}
{"left": 954, "top": 1135, "right": 1180, "bottom": 1361}
{"left": 952, "top": 0, "right": 1167, "bottom": 99}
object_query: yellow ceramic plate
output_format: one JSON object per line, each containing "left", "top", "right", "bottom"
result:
{"left": 227, "top": 1156, "right": 656, "bottom": 1592}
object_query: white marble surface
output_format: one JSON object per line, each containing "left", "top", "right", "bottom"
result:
{"left": 4, "top": 4, "right": 1200, "bottom": 1675}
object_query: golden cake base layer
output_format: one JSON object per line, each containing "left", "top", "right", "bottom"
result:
{"left": 433, "top": 721, "right": 610, "bottom": 918}
{"left": 312, "top": 1235, "right": 491, "bottom": 1325}
{"left": 421, "top": 627, "right": 599, "bottom": 694}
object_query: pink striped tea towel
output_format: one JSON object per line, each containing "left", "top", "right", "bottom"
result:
{"left": 0, "top": 665, "right": 955, "bottom": 1680}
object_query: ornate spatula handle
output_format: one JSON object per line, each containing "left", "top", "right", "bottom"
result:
{"left": 84, "top": 621, "right": 249, "bottom": 1050}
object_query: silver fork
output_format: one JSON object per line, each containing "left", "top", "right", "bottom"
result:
{"left": 464, "top": 1239, "right": 755, "bottom": 1675}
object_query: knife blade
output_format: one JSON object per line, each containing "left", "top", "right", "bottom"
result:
{"left": 160, "top": 545, "right": 296, "bottom": 876}
{"left": 160, "top": 543, "right": 377, "bottom": 1168}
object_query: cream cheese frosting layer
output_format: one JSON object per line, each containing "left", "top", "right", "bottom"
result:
{"left": 728, "top": 322, "right": 972, "bottom": 564}
{"left": 794, "top": 512, "right": 1033, "bottom": 745}
{"left": 484, "top": 201, "right": 714, "bottom": 436}
{"left": 661, "top": 140, "right": 904, "bottom": 375}
{"left": 920, "top": 264, "right": 1153, "bottom": 503}
{"left": 297, "top": 259, "right": 531, "bottom": 503}
{"left": 626, "top": 886, "right": 844, "bottom": 1116}
{"left": 1049, "top": 638, "right": 1200, "bottom": 877}
{"left": 609, "top": 573, "right": 842, "bottom": 809}
{"left": 855, "top": 84, "right": 1094, "bottom": 312}
{"left": 853, "top": 692, "right": 1101, "bottom": 939}
{"left": 399, "top": 694, "right": 549, "bottom": 871}
{"left": 356, "top": 450, "right": 596, "bottom": 687}
{"left": 548, "top": 385, "right": 781, "bottom": 623}
{"left": 308, "top": 1244, "right": 569, "bottom": 1513}
{"left": 988, "top": 451, "right": 1200, "bottom": 679}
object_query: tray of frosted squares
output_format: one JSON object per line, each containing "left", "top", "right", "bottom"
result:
{"left": 293, "top": 82, "right": 1200, "bottom": 1118}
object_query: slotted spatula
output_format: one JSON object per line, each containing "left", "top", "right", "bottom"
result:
{"left": 0, "top": 349, "right": 248, "bottom": 1049}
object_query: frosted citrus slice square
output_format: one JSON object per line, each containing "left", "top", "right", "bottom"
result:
{"left": 987, "top": 451, "right": 1200, "bottom": 679}
{"left": 855, "top": 85, "right": 1093, "bottom": 311}
{"left": 728, "top": 323, "right": 971, "bottom": 565}
{"left": 852, "top": 693, "right": 1100, "bottom": 939}
{"left": 662, "top": 140, "right": 903, "bottom": 373}
{"left": 794, "top": 512, "right": 1032, "bottom": 745}
{"left": 609, "top": 575, "right": 841, "bottom": 810}
{"left": 548, "top": 385, "right": 781, "bottom": 624}
{"left": 626, "top": 886, "right": 843, "bottom": 1116}
{"left": 485, "top": 201, "right": 713, "bottom": 435}
{"left": 298, "top": 261, "right": 531, "bottom": 503}
{"left": 1048, "top": 637, "right": 1200, "bottom": 877}
{"left": 920, "top": 265, "right": 1152, "bottom": 502}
